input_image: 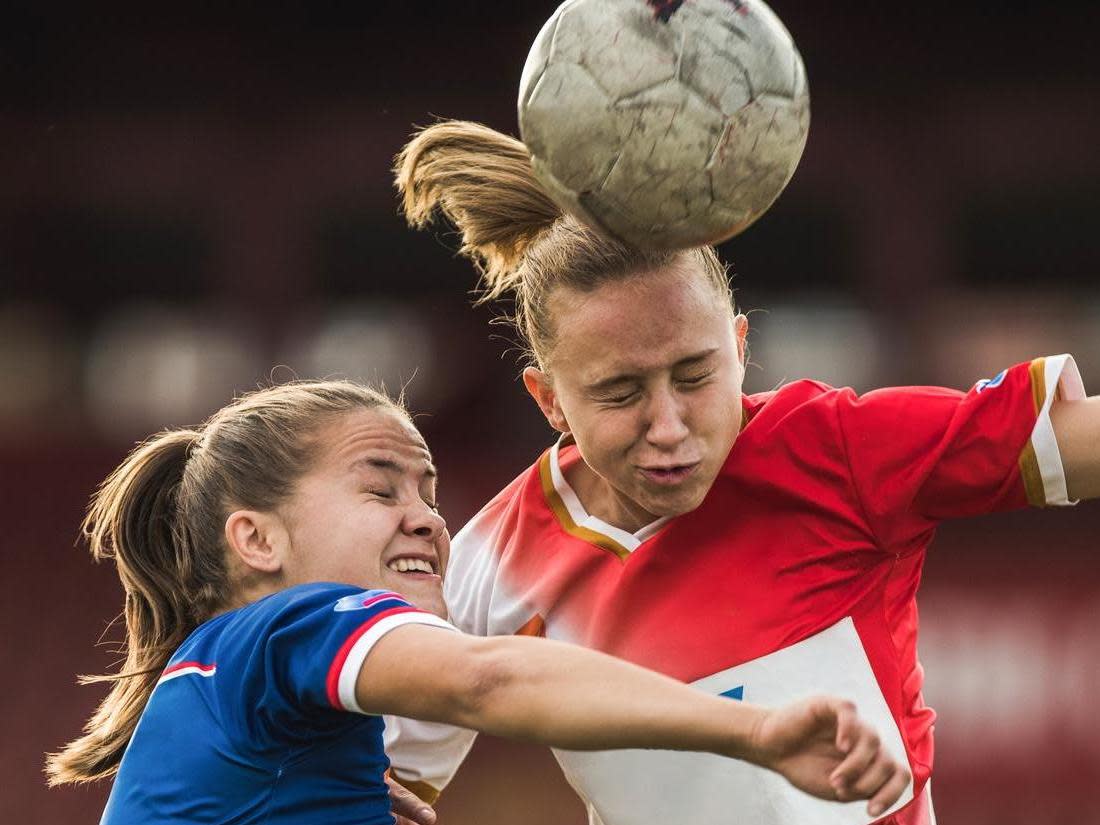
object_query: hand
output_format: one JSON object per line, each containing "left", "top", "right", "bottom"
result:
{"left": 386, "top": 773, "right": 437, "bottom": 825}
{"left": 749, "top": 696, "right": 911, "bottom": 819}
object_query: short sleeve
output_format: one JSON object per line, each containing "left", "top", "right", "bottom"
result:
{"left": 254, "top": 585, "right": 456, "bottom": 717}
{"left": 834, "top": 355, "right": 1085, "bottom": 550}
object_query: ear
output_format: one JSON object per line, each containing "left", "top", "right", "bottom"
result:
{"left": 733, "top": 313, "right": 749, "bottom": 364}
{"left": 224, "top": 510, "right": 289, "bottom": 575}
{"left": 522, "top": 366, "right": 570, "bottom": 434}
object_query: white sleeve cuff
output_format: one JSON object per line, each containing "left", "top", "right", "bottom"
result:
{"left": 338, "top": 613, "right": 457, "bottom": 715}
{"left": 1025, "top": 354, "right": 1085, "bottom": 507}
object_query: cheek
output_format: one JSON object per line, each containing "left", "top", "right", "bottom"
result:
{"left": 318, "top": 506, "right": 382, "bottom": 565}
{"left": 696, "top": 375, "right": 742, "bottom": 419}
{"left": 586, "top": 417, "right": 648, "bottom": 487}
{"left": 436, "top": 538, "right": 451, "bottom": 577}
{"left": 695, "top": 390, "right": 743, "bottom": 457}
{"left": 590, "top": 409, "right": 642, "bottom": 454}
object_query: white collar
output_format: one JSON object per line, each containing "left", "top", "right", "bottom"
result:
{"left": 546, "top": 434, "right": 670, "bottom": 556}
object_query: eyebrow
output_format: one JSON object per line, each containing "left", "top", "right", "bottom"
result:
{"left": 351, "top": 456, "right": 437, "bottom": 480}
{"left": 585, "top": 348, "right": 719, "bottom": 392}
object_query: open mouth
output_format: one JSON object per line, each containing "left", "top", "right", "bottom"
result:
{"left": 386, "top": 557, "right": 439, "bottom": 576}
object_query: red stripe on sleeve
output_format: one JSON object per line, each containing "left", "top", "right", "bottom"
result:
{"left": 162, "top": 660, "right": 216, "bottom": 677}
{"left": 357, "top": 592, "right": 405, "bottom": 611}
{"left": 325, "top": 605, "right": 426, "bottom": 709}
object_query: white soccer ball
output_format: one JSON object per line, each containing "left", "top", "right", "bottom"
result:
{"left": 518, "top": 0, "right": 810, "bottom": 251}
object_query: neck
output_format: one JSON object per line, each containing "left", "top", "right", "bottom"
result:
{"left": 216, "top": 568, "right": 285, "bottom": 617}
{"left": 565, "top": 459, "right": 660, "bottom": 534}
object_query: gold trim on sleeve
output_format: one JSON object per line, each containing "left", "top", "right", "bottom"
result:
{"left": 1017, "top": 440, "right": 1046, "bottom": 507}
{"left": 1027, "top": 358, "right": 1047, "bottom": 415}
{"left": 1019, "top": 358, "right": 1050, "bottom": 507}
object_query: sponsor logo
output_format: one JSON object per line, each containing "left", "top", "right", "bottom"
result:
{"left": 975, "top": 369, "right": 1008, "bottom": 393}
{"left": 720, "top": 685, "right": 745, "bottom": 701}
{"left": 333, "top": 591, "right": 401, "bottom": 612}
{"left": 334, "top": 593, "right": 372, "bottom": 612}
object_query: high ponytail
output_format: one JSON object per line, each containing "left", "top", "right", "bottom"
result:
{"left": 395, "top": 120, "right": 733, "bottom": 368}
{"left": 47, "top": 429, "right": 203, "bottom": 785}
{"left": 394, "top": 120, "right": 562, "bottom": 299}
{"left": 47, "top": 380, "right": 404, "bottom": 786}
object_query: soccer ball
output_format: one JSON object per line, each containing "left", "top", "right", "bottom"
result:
{"left": 518, "top": 0, "right": 810, "bottom": 251}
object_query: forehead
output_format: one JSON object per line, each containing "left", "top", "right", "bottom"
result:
{"left": 548, "top": 264, "right": 731, "bottom": 379}
{"left": 318, "top": 407, "right": 432, "bottom": 472}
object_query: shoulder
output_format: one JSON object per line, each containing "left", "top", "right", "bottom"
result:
{"left": 161, "top": 585, "right": 382, "bottom": 704}
{"left": 744, "top": 379, "right": 834, "bottom": 407}
{"left": 741, "top": 379, "right": 847, "bottom": 433}
{"left": 242, "top": 582, "right": 372, "bottom": 620}
{"left": 445, "top": 450, "right": 553, "bottom": 634}
{"left": 737, "top": 378, "right": 973, "bottom": 453}
{"left": 715, "top": 380, "right": 852, "bottom": 481}
{"left": 220, "top": 584, "right": 412, "bottom": 643}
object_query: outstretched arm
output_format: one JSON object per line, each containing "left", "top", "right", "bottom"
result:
{"left": 1052, "top": 397, "right": 1100, "bottom": 501}
{"left": 358, "top": 625, "right": 909, "bottom": 818}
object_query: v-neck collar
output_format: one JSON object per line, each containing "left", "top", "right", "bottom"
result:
{"left": 537, "top": 434, "right": 670, "bottom": 560}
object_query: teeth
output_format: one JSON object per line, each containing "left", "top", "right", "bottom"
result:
{"left": 388, "top": 558, "right": 434, "bottom": 574}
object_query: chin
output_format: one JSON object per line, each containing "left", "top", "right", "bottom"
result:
{"left": 644, "top": 487, "right": 708, "bottom": 519}
{"left": 383, "top": 577, "right": 448, "bottom": 619}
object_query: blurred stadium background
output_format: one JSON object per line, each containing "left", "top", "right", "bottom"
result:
{"left": 5, "top": 3, "right": 1099, "bottom": 823}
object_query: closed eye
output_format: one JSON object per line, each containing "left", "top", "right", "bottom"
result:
{"left": 677, "top": 371, "right": 713, "bottom": 387}
{"left": 598, "top": 388, "right": 640, "bottom": 405}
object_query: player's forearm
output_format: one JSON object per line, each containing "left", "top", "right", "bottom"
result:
{"left": 1051, "top": 396, "right": 1100, "bottom": 501}
{"left": 451, "top": 635, "right": 767, "bottom": 762}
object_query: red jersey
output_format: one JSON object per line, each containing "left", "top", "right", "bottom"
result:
{"left": 385, "top": 355, "right": 1083, "bottom": 825}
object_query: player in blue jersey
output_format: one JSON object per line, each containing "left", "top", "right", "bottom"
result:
{"left": 48, "top": 381, "right": 909, "bottom": 824}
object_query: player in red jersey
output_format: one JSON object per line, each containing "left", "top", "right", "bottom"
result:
{"left": 386, "top": 121, "right": 1100, "bottom": 825}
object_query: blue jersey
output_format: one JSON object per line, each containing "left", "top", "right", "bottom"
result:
{"left": 101, "top": 583, "right": 455, "bottom": 825}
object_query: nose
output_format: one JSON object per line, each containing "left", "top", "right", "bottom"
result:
{"left": 402, "top": 500, "right": 447, "bottom": 541}
{"left": 645, "top": 387, "right": 690, "bottom": 448}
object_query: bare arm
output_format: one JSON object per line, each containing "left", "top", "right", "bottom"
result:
{"left": 1051, "top": 397, "right": 1100, "bottom": 501}
{"left": 361, "top": 625, "right": 760, "bottom": 755}
{"left": 358, "top": 625, "right": 909, "bottom": 817}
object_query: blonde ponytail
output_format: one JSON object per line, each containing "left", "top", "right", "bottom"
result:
{"left": 395, "top": 119, "right": 733, "bottom": 368}
{"left": 394, "top": 120, "right": 562, "bottom": 299}
{"left": 47, "top": 429, "right": 202, "bottom": 785}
